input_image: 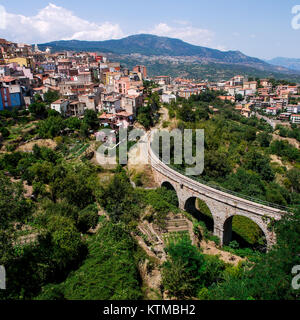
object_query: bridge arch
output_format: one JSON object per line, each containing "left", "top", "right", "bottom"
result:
{"left": 223, "top": 214, "right": 268, "bottom": 252}
{"left": 161, "top": 181, "right": 179, "bottom": 207}
{"left": 184, "top": 197, "right": 214, "bottom": 231}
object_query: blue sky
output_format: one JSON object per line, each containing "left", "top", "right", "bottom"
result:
{"left": 0, "top": 0, "right": 299, "bottom": 60}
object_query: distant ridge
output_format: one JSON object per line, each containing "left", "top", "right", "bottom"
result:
{"left": 38, "top": 34, "right": 300, "bottom": 80}
{"left": 267, "top": 57, "right": 300, "bottom": 72}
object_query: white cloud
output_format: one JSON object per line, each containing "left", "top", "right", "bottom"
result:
{"left": 0, "top": 4, "right": 221, "bottom": 50}
{"left": 0, "top": 3, "right": 124, "bottom": 43}
{"left": 141, "top": 22, "right": 214, "bottom": 47}
{"left": 0, "top": 5, "right": 7, "bottom": 30}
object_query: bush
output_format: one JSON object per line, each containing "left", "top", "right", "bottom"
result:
{"left": 77, "top": 204, "right": 99, "bottom": 233}
{"left": 0, "top": 127, "right": 10, "bottom": 138}
{"left": 133, "top": 172, "right": 143, "bottom": 187}
{"left": 162, "top": 121, "right": 170, "bottom": 128}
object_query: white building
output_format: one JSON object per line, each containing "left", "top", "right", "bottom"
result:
{"left": 50, "top": 99, "right": 69, "bottom": 115}
{"left": 287, "top": 105, "right": 300, "bottom": 114}
{"left": 162, "top": 93, "right": 176, "bottom": 104}
{"left": 265, "top": 107, "right": 278, "bottom": 116}
{"left": 291, "top": 114, "right": 300, "bottom": 124}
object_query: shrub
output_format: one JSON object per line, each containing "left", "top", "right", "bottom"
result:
{"left": 77, "top": 204, "right": 99, "bottom": 233}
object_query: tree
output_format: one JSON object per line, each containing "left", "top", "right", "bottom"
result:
{"left": 265, "top": 183, "right": 288, "bottom": 206}
{"left": 28, "top": 161, "right": 54, "bottom": 184}
{"left": 38, "top": 199, "right": 79, "bottom": 224}
{"left": 0, "top": 173, "right": 32, "bottom": 267}
{"left": 270, "top": 140, "right": 300, "bottom": 162}
{"left": 98, "top": 167, "right": 139, "bottom": 223}
{"left": 77, "top": 204, "right": 99, "bottom": 233}
{"left": 65, "top": 117, "right": 81, "bottom": 130}
{"left": 50, "top": 164, "right": 97, "bottom": 209}
{"left": 38, "top": 116, "right": 65, "bottom": 138}
{"left": 178, "top": 103, "right": 196, "bottom": 122}
{"left": 44, "top": 90, "right": 60, "bottom": 105}
{"left": 203, "top": 150, "right": 232, "bottom": 180}
{"left": 51, "top": 222, "right": 142, "bottom": 300}
{"left": 223, "top": 168, "right": 266, "bottom": 199}
{"left": 244, "top": 127, "right": 257, "bottom": 142}
{"left": 38, "top": 214, "right": 85, "bottom": 273}
{"left": 162, "top": 239, "right": 206, "bottom": 298}
{"left": 201, "top": 255, "right": 226, "bottom": 288}
{"left": 137, "top": 112, "right": 151, "bottom": 129}
{"left": 287, "top": 168, "right": 300, "bottom": 193}
{"left": 0, "top": 126, "right": 10, "bottom": 138}
{"left": 34, "top": 93, "right": 43, "bottom": 102}
{"left": 47, "top": 109, "right": 61, "bottom": 117}
{"left": 162, "top": 259, "right": 195, "bottom": 299}
{"left": 257, "top": 132, "right": 272, "bottom": 147}
{"left": 80, "top": 121, "right": 90, "bottom": 137}
{"left": 83, "top": 110, "right": 99, "bottom": 131}
{"left": 195, "top": 108, "right": 209, "bottom": 121}
{"left": 29, "top": 102, "right": 48, "bottom": 119}
{"left": 235, "top": 94, "right": 244, "bottom": 102}
{"left": 243, "top": 150, "right": 274, "bottom": 182}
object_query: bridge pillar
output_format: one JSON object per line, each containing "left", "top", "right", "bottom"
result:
{"left": 178, "top": 198, "right": 185, "bottom": 211}
{"left": 265, "top": 230, "right": 277, "bottom": 252}
{"left": 213, "top": 224, "right": 224, "bottom": 246}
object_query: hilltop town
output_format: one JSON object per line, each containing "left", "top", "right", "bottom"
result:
{"left": 1, "top": 38, "right": 300, "bottom": 128}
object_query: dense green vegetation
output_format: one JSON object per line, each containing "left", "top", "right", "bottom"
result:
{"left": 0, "top": 143, "right": 103, "bottom": 299}
{"left": 275, "top": 124, "right": 300, "bottom": 142}
{"left": 0, "top": 122, "right": 181, "bottom": 300}
{"left": 37, "top": 222, "right": 143, "bottom": 300}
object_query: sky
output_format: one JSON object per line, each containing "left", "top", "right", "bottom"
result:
{"left": 0, "top": 0, "right": 300, "bottom": 60}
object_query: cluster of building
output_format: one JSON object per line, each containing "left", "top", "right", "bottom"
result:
{"left": 1, "top": 37, "right": 300, "bottom": 127}
{"left": 0, "top": 38, "right": 148, "bottom": 130}
{"left": 152, "top": 74, "right": 300, "bottom": 124}
{"left": 218, "top": 75, "right": 300, "bottom": 124}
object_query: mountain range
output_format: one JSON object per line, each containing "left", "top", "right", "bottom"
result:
{"left": 267, "top": 57, "right": 300, "bottom": 72}
{"left": 38, "top": 34, "right": 300, "bottom": 82}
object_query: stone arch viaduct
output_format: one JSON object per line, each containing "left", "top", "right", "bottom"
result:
{"left": 148, "top": 144, "right": 287, "bottom": 250}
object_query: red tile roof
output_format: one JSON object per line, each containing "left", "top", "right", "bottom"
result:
{"left": 0, "top": 76, "right": 16, "bottom": 82}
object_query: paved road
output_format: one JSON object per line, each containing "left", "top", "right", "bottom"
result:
{"left": 256, "top": 113, "right": 276, "bottom": 129}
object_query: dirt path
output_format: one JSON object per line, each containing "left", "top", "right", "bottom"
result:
{"left": 272, "top": 134, "right": 300, "bottom": 149}
{"left": 200, "top": 240, "right": 244, "bottom": 266}
{"left": 270, "top": 154, "right": 293, "bottom": 170}
{"left": 11, "top": 178, "right": 33, "bottom": 198}
{"left": 17, "top": 139, "right": 57, "bottom": 152}
{"left": 156, "top": 107, "right": 169, "bottom": 129}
